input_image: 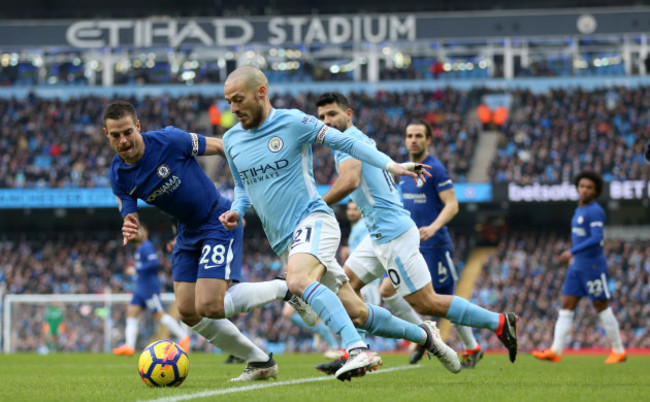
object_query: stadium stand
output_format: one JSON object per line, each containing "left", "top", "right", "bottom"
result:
{"left": 489, "top": 87, "right": 650, "bottom": 184}
{"left": 0, "top": 88, "right": 480, "bottom": 190}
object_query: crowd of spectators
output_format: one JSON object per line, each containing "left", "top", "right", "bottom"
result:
{"left": 453, "top": 232, "right": 650, "bottom": 353}
{"left": 0, "top": 94, "right": 214, "bottom": 189}
{"left": 6, "top": 85, "right": 650, "bottom": 190}
{"left": 1, "top": 88, "right": 480, "bottom": 191}
{"left": 489, "top": 86, "right": 649, "bottom": 184}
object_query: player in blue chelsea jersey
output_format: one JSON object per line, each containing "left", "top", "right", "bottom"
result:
{"left": 219, "top": 66, "right": 461, "bottom": 381}
{"left": 315, "top": 93, "right": 518, "bottom": 372}
{"left": 386, "top": 120, "right": 483, "bottom": 368}
{"left": 113, "top": 223, "right": 190, "bottom": 356}
{"left": 533, "top": 171, "right": 626, "bottom": 364}
{"left": 104, "top": 100, "right": 317, "bottom": 382}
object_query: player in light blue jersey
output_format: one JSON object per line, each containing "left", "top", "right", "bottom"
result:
{"left": 219, "top": 66, "right": 461, "bottom": 381}
{"left": 386, "top": 120, "right": 482, "bottom": 368}
{"left": 316, "top": 92, "right": 518, "bottom": 368}
{"left": 104, "top": 100, "right": 317, "bottom": 382}
{"left": 113, "top": 223, "right": 190, "bottom": 356}
{"left": 346, "top": 201, "right": 369, "bottom": 252}
{"left": 533, "top": 171, "right": 626, "bottom": 364}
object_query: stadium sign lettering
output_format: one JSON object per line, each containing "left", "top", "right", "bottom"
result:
{"left": 267, "top": 16, "right": 415, "bottom": 45}
{"left": 609, "top": 180, "right": 647, "bottom": 200}
{"left": 508, "top": 182, "right": 578, "bottom": 202}
{"left": 64, "top": 16, "right": 416, "bottom": 48}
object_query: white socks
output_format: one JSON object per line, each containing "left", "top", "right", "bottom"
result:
{"left": 598, "top": 307, "right": 625, "bottom": 354}
{"left": 160, "top": 313, "right": 187, "bottom": 339}
{"left": 454, "top": 324, "right": 479, "bottom": 350}
{"left": 223, "top": 279, "right": 287, "bottom": 318}
{"left": 383, "top": 294, "right": 423, "bottom": 325}
{"left": 125, "top": 317, "right": 138, "bottom": 348}
{"left": 551, "top": 309, "right": 574, "bottom": 355}
{"left": 191, "top": 318, "right": 269, "bottom": 362}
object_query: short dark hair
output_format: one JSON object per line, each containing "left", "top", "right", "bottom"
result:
{"left": 316, "top": 92, "right": 350, "bottom": 109}
{"left": 574, "top": 170, "right": 604, "bottom": 197}
{"left": 406, "top": 119, "right": 432, "bottom": 139}
{"left": 102, "top": 101, "right": 138, "bottom": 125}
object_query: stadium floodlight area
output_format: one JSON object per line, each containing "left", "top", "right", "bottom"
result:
{"left": 2, "top": 292, "right": 176, "bottom": 354}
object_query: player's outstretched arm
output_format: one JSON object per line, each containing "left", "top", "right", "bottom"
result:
{"left": 319, "top": 127, "right": 431, "bottom": 184}
{"left": 122, "top": 213, "right": 140, "bottom": 245}
{"left": 204, "top": 137, "right": 225, "bottom": 158}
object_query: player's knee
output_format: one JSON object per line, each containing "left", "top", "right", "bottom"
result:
{"left": 285, "top": 275, "right": 309, "bottom": 297}
{"left": 379, "top": 278, "right": 395, "bottom": 299}
{"left": 196, "top": 300, "right": 226, "bottom": 320}
{"left": 176, "top": 308, "right": 201, "bottom": 327}
{"left": 379, "top": 285, "right": 395, "bottom": 299}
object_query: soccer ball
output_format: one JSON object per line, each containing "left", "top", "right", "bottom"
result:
{"left": 138, "top": 340, "right": 189, "bottom": 387}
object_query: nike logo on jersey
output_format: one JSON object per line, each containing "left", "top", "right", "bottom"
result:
{"left": 204, "top": 264, "right": 220, "bottom": 269}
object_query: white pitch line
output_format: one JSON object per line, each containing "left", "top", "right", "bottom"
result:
{"left": 140, "top": 365, "right": 421, "bottom": 402}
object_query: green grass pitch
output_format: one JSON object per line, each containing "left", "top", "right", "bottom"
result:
{"left": 2, "top": 352, "right": 646, "bottom": 401}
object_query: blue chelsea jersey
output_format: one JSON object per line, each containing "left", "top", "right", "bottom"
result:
{"left": 570, "top": 201, "right": 606, "bottom": 266}
{"left": 400, "top": 154, "right": 453, "bottom": 249}
{"left": 223, "top": 108, "right": 394, "bottom": 255}
{"left": 110, "top": 127, "right": 220, "bottom": 228}
{"left": 134, "top": 240, "right": 161, "bottom": 292}
{"left": 333, "top": 126, "right": 414, "bottom": 244}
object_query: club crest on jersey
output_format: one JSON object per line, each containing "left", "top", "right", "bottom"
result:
{"left": 416, "top": 178, "right": 424, "bottom": 188}
{"left": 577, "top": 216, "right": 583, "bottom": 224}
{"left": 157, "top": 164, "right": 171, "bottom": 179}
{"left": 268, "top": 136, "right": 284, "bottom": 152}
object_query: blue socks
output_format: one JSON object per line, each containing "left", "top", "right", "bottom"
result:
{"left": 302, "top": 281, "right": 364, "bottom": 351}
{"left": 446, "top": 296, "right": 500, "bottom": 331}
{"left": 362, "top": 304, "right": 425, "bottom": 344}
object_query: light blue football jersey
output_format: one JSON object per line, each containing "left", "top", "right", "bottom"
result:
{"left": 334, "top": 126, "right": 414, "bottom": 244}
{"left": 223, "top": 108, "right": 393, "bottom": 254}
{"left": 348, "top": 219, "right": 369, "bottom": 251}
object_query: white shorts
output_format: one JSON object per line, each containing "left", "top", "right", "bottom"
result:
{"left": 280, "top": 212, "right": 348, "bottom": 294}
{"left": 346, "top": 226, "right": 431, "bottom": 297}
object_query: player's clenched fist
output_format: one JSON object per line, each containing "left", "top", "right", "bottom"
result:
{"left": 122, "top": 214, "right": 140, "bottom": 245}
{"left": 219, "top": 210, "right": 241, "bottom": 230}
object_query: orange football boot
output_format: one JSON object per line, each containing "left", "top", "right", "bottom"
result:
{"left": 178, "top": 335, "right": 191, "bottom": 353}
{"left": 112, "top": 344, "right": 135, "bottom": 356}
{"left": 532, "top": 348, "right": 561, "bottom": 362}
{"left": 604, "top": 352, "right": 626, "bottom": 364}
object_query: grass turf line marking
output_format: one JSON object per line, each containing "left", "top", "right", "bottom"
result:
{"left": 141, "top": 365, "right": 421, "bottom": 402}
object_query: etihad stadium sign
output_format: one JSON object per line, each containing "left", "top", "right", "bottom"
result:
{"left": 62, "top": 16, "right": 416, "bottom": 47}
{"left": 2, "top": 9, "right": 650, "bottom": 48}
